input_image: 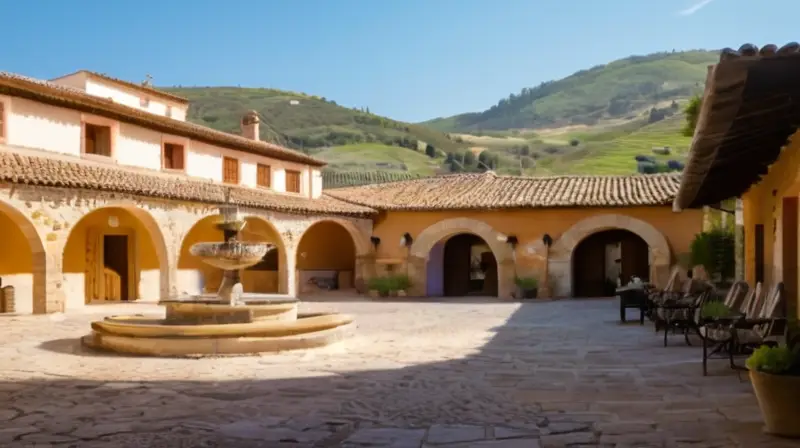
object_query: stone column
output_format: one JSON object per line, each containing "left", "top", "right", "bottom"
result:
{"left": 407, "top": 255, "right": 427, "bottom": 297}
{"left": 734, "top": 198, "right": 745, "bottom": 281}
{"left": 42, "top": 239, "right": 66, "bottom": 313}
{"left": 355, "top": 254, "right": 376, "bottom": 293}
{"left": 497, "top": 258, "right": 516, "bottom": 299}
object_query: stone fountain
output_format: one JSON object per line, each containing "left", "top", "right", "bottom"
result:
{"left": 81, "top": 206, "right": 355, "bottom": 357}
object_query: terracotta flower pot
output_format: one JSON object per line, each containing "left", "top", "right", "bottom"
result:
{"left": 396, "top": 290, "right": 407, "bottom": 297}
{"left": 749, "top": 369, "right": 800, "bottom": 437}
{"left": 368, "top": 290, "right": 380, "bottom": 298}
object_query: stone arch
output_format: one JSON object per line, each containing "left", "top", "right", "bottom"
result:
{"left": 178, "top": 213, "right": 288, "bottom": 295}
{"left": 408, "top": 218, "right": 515, "bottom": 298}
{"left": 0, "top": 198, "right": 47, "bottom": 314}
{"left": 295, "top": 218, "right": 370, "bottom": 295}
{"left": 63, "top": 204, "right": 170, "bottom": 306}
{"left": 549, "top": 214, "right": 671, "bottom": 297}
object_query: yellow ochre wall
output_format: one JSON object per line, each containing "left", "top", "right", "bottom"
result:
{"left": 296, "top": 221, "right": 356, "bottom": 271}
{"left": 741, "top": 131, "right": 800, "bottom": 320}
{"left": 62, "top": 207, "right": 160, "bottom": 308}
{"left": 0, "top": 210, "right": 34, "bottom": 313}
{"left": 371, "top": 206, "right": 703, "bottom": 293}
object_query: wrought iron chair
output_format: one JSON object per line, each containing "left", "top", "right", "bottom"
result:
{"left": 697, "top": 281, "right": 753, "bottom": 376}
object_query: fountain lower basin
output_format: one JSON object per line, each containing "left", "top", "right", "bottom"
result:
{"left": 82, "top": 296, "right": 355, "bottom": 357}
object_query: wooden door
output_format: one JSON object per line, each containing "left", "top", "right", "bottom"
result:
{"left": 85, "top": 227, "right": 103, "bottom": 303}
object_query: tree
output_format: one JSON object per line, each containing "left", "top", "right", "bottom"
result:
{"left": 463, "top": 150, "right": 476, "bottom": 166}
{"left": 425, "top": 144, "right": 436, "bottom": 158}
{"left": 682, "top": 95, "right": 702, "bottom": 137}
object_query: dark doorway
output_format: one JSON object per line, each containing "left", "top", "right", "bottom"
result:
{"left": 443, "top": 234, "right": 498, "bottom": 297}
{"left": 103, "top": 235, "right": 129, "bottom": 301}
{"left": 573, "top": 229, "right": 649, "bottom": 297}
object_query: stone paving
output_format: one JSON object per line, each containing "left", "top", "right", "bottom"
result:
{"left": 2, "top": 297, "right": 799, "bottom": 447}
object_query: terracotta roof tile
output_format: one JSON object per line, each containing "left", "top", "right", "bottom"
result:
{"left": 675, "top": 42, "right": 800, "bottom": 210}
{"left": 327, "top": 171, "right": 682, "bottom": 211}
{"left": 0, "top": 150, "right": 374, "bottom": 217}
{"left": 0, "top": 72, "right": 326, "bottom": 167}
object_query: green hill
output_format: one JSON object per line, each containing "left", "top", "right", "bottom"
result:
{"left": 423, "top": 50, "right": 718, "bottom": 132}
{"left": 163, "top": 87, "right": 464, "bottom": 155}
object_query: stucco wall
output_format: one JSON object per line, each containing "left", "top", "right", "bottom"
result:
{"left": 371, "top": 206, "right": 703, "bottom": 298}
{"left": 3, "top": 96, "right": 315, "bottom": 198}
{"left": 50, "top": 72, "right": 189, "bottom": 121}
{"left": 741, "top": 130, "right": 800, "bottom": 319}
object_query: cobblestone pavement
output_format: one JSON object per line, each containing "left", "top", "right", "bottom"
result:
{"left": 2, "top": 297, "right": 799, "bottom": 447}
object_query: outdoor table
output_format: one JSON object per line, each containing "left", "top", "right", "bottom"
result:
{"left": 616, "top": 284, "right": 649, "bottom": 324}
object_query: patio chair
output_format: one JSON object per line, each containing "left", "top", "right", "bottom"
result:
{"left": 648, "top": 268, "right": 690, "bottom": 330}
{"left": 697, "top": 281, "right": 752, "bottom": 376}
{"left": 660, "top": 280, "right": 715, "bottom": 347}
{"left": 730, "top": 283, "right": 787, "bottom": 369}
{"left": 652, "top": 275, "right": 709, "bottom": 334}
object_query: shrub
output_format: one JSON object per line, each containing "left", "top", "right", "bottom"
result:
{"left": 690, "top": 228, "right": 735, "bottom": 282}
{"left": 746, "top": 345, "right": 799, "bottom": 375}
{"left": 367, "top": 274, "right": 411, "bottom": 295}
{"left": 701, "top": 300, "right": 733, "bottom": 318}
{"left": 514, "top": 276, "right": 539, "bottom": 290}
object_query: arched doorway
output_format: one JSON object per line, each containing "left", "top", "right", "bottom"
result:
{"left": 549, "top": 214, "right": 671, "bottom": 297}
{"left": 63, "top": 206, "right": 168, "bottom": 308}
{"left": 178, "top": 215, "right": 286, "bottom": 295}
{"left": 427, "top": 233, "right": 498, "bottom": 297}
{"left": 0, "top": 201, "right": 45, "bottom": 314}
{"left": 410, "top": 218, "right": 513, "bottom": 298}
{"left": 296, "top": 220, "right": 357, "bottom": 295}
{"left": 573, "top": 229, "right": 650, "bottom": 297}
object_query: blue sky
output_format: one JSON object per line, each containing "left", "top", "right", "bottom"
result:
{"left": 2, "top": 0, "right": 798, "bottom": 122}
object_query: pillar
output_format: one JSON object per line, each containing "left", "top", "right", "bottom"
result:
{"left": 407, "top": 255, "right": 427, "bottom": 297}
{"left": 42, "top": 239, "right": 65, "bottom": 313}
{"left": 498, "top": 258, "right": 516, "bottom": 299}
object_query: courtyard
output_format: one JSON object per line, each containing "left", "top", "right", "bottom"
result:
{"left": 1, "top": 297, "right": 797, "bottom": 448}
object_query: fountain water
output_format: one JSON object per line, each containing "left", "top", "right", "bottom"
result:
{"left": 81, "top": 206, "right": 355, "bottom": 356}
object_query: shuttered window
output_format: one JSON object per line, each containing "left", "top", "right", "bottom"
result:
{"left": 257, "top": 163, "right": 271, "bottom": 188}
{"left": 163, "top": 143, "right": 185, "bottom": 170}
{"left": 223, "top": 157, "right": 239, "bottom": 184}
{"left": 84, "top": 123, "right": 112, "bottom": 157}
{"left": 285, "top": 170, "right": 301, "bottom": 193}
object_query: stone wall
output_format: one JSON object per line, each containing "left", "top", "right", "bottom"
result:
{"left": 0, "top": 184, "right": 373, "bottom": 314}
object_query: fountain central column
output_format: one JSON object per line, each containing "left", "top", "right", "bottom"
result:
{"left": 217, "top": 206, "right": 245, "bottom": 305}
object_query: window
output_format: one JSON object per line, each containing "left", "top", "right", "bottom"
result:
{"left": 140, "top": 97, "right": 150, "bottom": 108}
{"left": 257, "top": 164, "right": 271, "bottom": 188}
{"left": 285, "top": 170, "right": 301, "bottom": 193}
{"left": 84, "top": 123, "right": 112, "bottom": 157}
{"left": 223, "top": 156, "right": 239, "bottom": 184}
{"left": 0, "top": 101, "right": 5, "bottom": 141}
{"left": 163, "top": 143, "right": 185, "bottom": 170}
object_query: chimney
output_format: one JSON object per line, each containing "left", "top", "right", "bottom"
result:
{"left": 241, "top": 110, "right": 260, "bottom": 141}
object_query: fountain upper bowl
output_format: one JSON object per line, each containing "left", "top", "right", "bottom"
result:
{"left": 190, "top": 241, "right": 273, "bottom": 270}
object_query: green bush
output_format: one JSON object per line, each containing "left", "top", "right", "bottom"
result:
{"left": 367, "top": 274, "right": 411, "bottom": 295}
{"left": 514, "top": 276, "right": 539, "bottom": 290}
{"left": 690, "top": 228, "right": 735, "bottom": 281}
{"left": 746, "top": 345, "right": 799, "bottom": 375}
{"left": 701, "top": 300, "right": 732, "bottom": 319}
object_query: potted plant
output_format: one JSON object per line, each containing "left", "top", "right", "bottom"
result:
{"left": 366, "top": 275, "right": 411, "bottom": 298}
{"left": 515, "top": 277, "right": 539, "bottom": 299}
{"left": 392, "top": 274, "right": 411, "bottom": 297}
{"left": 745, "top": 332, "right": 800, "bottom": 437}
{"left": 367, "top": 277, "right": 390, "bottom": 298}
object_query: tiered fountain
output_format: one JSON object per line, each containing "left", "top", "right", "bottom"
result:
{"left": 82, "top": 206, "right": 355, "bottom": 356}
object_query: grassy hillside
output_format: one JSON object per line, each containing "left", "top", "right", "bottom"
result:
{"left": 424, "top": 50, "right": 717, "bottom": 132}
{"left": 313, "top": 143, "right": 444, "bottom": 175}
{"left": 163, "top": 87, "right": 465, "bottom": 155}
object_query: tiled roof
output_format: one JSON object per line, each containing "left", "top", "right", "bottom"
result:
{"left": 0, "top": 72, "right": 326, "bottom": 167}
{"left": 327, "top": 171, "right": 682, "bottom": 211}
{"left": 53, "top": 70, "right": 191, "bottom": 104}
{"left": 0, "top": 150, "right": 374, "bottom": 217}
{"left": 674, "top": 42, "right": 800, "bottom": 210}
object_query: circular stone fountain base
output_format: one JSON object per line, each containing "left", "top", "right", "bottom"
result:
{"left": 82, "top": 312, "right": 355, "bottom": 357}
{"left": 161, "top": 296, "right": 299, "bottom": 324}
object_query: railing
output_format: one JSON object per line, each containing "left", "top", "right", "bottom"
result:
{"left": 103, "top": 267, "right": 121, "bottom": 301}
